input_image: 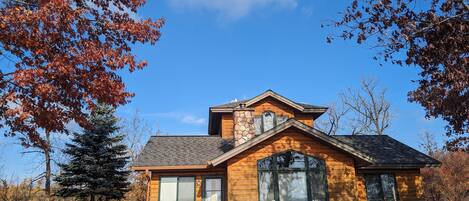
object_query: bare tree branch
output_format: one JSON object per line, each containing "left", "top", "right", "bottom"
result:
{"left": 316, "top": 78, "right": 392, "bottom": 136}
{"left": 119, "top": 110, "right": 153, "bottom": 163}
{"left": 316, "top": 103, "right": 349, "bottom": 135}
{"left": 340, "top": 78, "right": 392, "bottom": 135}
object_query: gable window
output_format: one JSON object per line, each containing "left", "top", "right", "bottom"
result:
{"left": 262, "top": 111, "right": 276, "bottom": 132}
{"left": 203, "top": 177, "right": 224, "bottom": 201}
{"left": 254, "top": 112, "right": 289, "bottom": 135}
{"left": 258, "top": 151, "right": 328, "bottom": 201}
{"left": 159, "top": 176, "right": 195, "bottom": 201}
{"left": 364, "top": 174, "right": 399, "bottom": 201}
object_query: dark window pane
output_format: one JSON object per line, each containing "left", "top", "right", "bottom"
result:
{"left": 254, "top": 117, "right": 262, "bottom": 135}
{"left": 308, "top": 156, "right": 324, "bottom": 169}
{"left": 278, "top": 172, "right": 308, "bottom": 201}
{"left": 381, "top": 174, "right": 398, "bottom": 201}
{"left": 262, "top": 112, "right": 276, "bottom": 132}
{"left": 259, "top": 172, "right": 275, "bottom": 201}
{"left": 258, "top": 157, "right": 273, "bottom": 170}
{"left": 308, "top": 158, "right": 327, "bottom": 201}
{"left": 276, "top": 151, "right": 305, "bottom": 169}
{"left": 365, "top": 175, "right": 384, "bottom": 201}
{"left": 258, "top": 153, "right": 329, "bottom": 201}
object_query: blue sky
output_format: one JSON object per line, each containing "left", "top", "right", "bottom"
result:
{"left": 1, "top": 0, "right": 448, "bottom": 179}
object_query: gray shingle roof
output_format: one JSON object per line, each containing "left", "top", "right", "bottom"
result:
{"left": 134, "top": 134, "right": 439, "bottom": 167}
{"left": 212, "top": 100, "right": 248, "bottom": 108}
{"left": 332, "top": 135, "right": 441, "bottom": 166}
{"left": 133, "top": 136, "right": 233, "bottom": 167}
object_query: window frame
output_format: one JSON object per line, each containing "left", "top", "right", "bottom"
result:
{"left": 158, "top": 176, "right": 196, "bottom": 201}
{"left": 261, "top": 111, "right": 277, "bottom": 133}
{"left": 202, "top": 176, "right": 225, "bottom": 201}
{"left": 255, "top": 111, "right": 289, "bottom": 135}
{"left": 364, "top": 173, "right": 400, "bottom": 201}
{"left": 257, "top": 150, "right": 329, "bottom": 201}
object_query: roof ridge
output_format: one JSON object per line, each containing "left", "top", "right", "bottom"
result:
{"left": 210, "top": 90, "right": 327, "bottom": 110}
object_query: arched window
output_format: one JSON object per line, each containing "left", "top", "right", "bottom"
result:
{"left": 258, "top": 151, "right": 328, "bottom": 201}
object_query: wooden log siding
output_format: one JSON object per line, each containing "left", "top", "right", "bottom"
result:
{"left": 356, "top": 169, "right": 424, "bottom": 201}
{"left": 221, "top": 113, "right": 234, "bottom": 140}
{"left": 356, "top": 173, "right": 367, "bottom": 201}
{"left": 149, "top": 169, "right": 226, "bottom": 201}
{"left": 220, "top": 97, "right": 315, "bottom": 140}
{"left": 295, "top": 113, "right": 314, "bottom": 127}
{"left": 395, "top": 170, "right": 424, "bottom": 201}
{"left": 226, "top": 128, "right": 359, "bottom": 201}
{"left": 251, "top": 97, "right": 295, "bottom": 117}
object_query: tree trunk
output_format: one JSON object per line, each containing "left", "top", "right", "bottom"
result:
{"left": 90, "top": 195, "right": 95, "bottom": 201}
{"left": 44, "top": 132, "right": 51, "bottom": 199}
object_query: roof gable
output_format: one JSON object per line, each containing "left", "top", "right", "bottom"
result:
{"left": 245, "top": 90, "right": 305, "bottom": 111}
{"left": 208, "top": 119, "right": 376, "bottom": 166}
{"left": 208, "top": 90, "right": 328, "bottom": 134}
{"left": 210, "top": 90, "right": 328, "bottom": 113}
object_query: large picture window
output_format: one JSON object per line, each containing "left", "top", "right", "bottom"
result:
{"left": 364, "top": 174, "right": 399, "bottom": 201}
{"left": 258, "top": 151, "right": 328, "bottom": 201}
{"left": 159, "top": 176, "right": 195, "bottom": 201}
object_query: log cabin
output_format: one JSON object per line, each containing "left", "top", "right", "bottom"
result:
{"left": 133, "top": 90, "right": 440, "bottom": 201}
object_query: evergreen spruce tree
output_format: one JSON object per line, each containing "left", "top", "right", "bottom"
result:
{"left": 55, "top": 104, "right": 130, "bottom": 201}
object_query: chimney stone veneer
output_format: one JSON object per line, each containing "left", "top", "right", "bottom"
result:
{"left": 233, "top": 106, "right": 256, "bottom": 146}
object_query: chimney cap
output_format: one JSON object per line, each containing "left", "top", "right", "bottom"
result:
{"left": 233, "top": 104, "right": 254, "bottom": 111}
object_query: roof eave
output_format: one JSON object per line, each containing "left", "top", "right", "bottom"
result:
{"left": 303, "top": 108, "right": 328, "bottom": 113}
{"left": 210, "top": 107, "right": 327, "bottom": 114}
{"left": 208, "top": 119, "right": 376, "bottom": 166}
{"left": 244, "top": 90, "right": 304, "bottom": 111}
{"left": 210, "top": 108, "right": 234, "bottom": 113}
{"left": 132, "top": 164, "right": 209, "bottom": 171}
{"left": 358, "top": 163, "right": 442, "bottom": 169}
{"left": 210, "top": 90, "right": 329, "bottom": 114}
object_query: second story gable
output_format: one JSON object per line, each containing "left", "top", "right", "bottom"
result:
{"left": 208, "top": 90, "right": 328, "bottom": 141}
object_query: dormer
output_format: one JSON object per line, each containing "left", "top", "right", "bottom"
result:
{"left": 208, "top": 90, "right": 328, "bottom": 142}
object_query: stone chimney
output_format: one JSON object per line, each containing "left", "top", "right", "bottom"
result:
{"left": 233, "top": 103, "right": 256, "bottom": 146}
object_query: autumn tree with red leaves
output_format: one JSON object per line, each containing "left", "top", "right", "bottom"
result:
{"left": 419, "top": 132, "right": 469, "bottom": 201}
{"left": 0, "top": 0, "right": 163, "bottom": 197}
{"left": 328, "top": 0, "right": 468, "bottom": 150}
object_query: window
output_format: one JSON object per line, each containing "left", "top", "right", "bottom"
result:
{"left": 258, "top": 151, "right": 328, "bottom": 201}
{"left": 364, "top": 174, "right": 399, "bottom": 201}
{"left": 254, "top": 111, "right": 289, "bottom": 135}
{"left": 263, "top": 111, "right": 276, "bottom": 132}
{"left": 203, "top": 177, "right": 223, "bottom": 201}
{"left": 159, "top": 176, "right": 195, "bottom": 201}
